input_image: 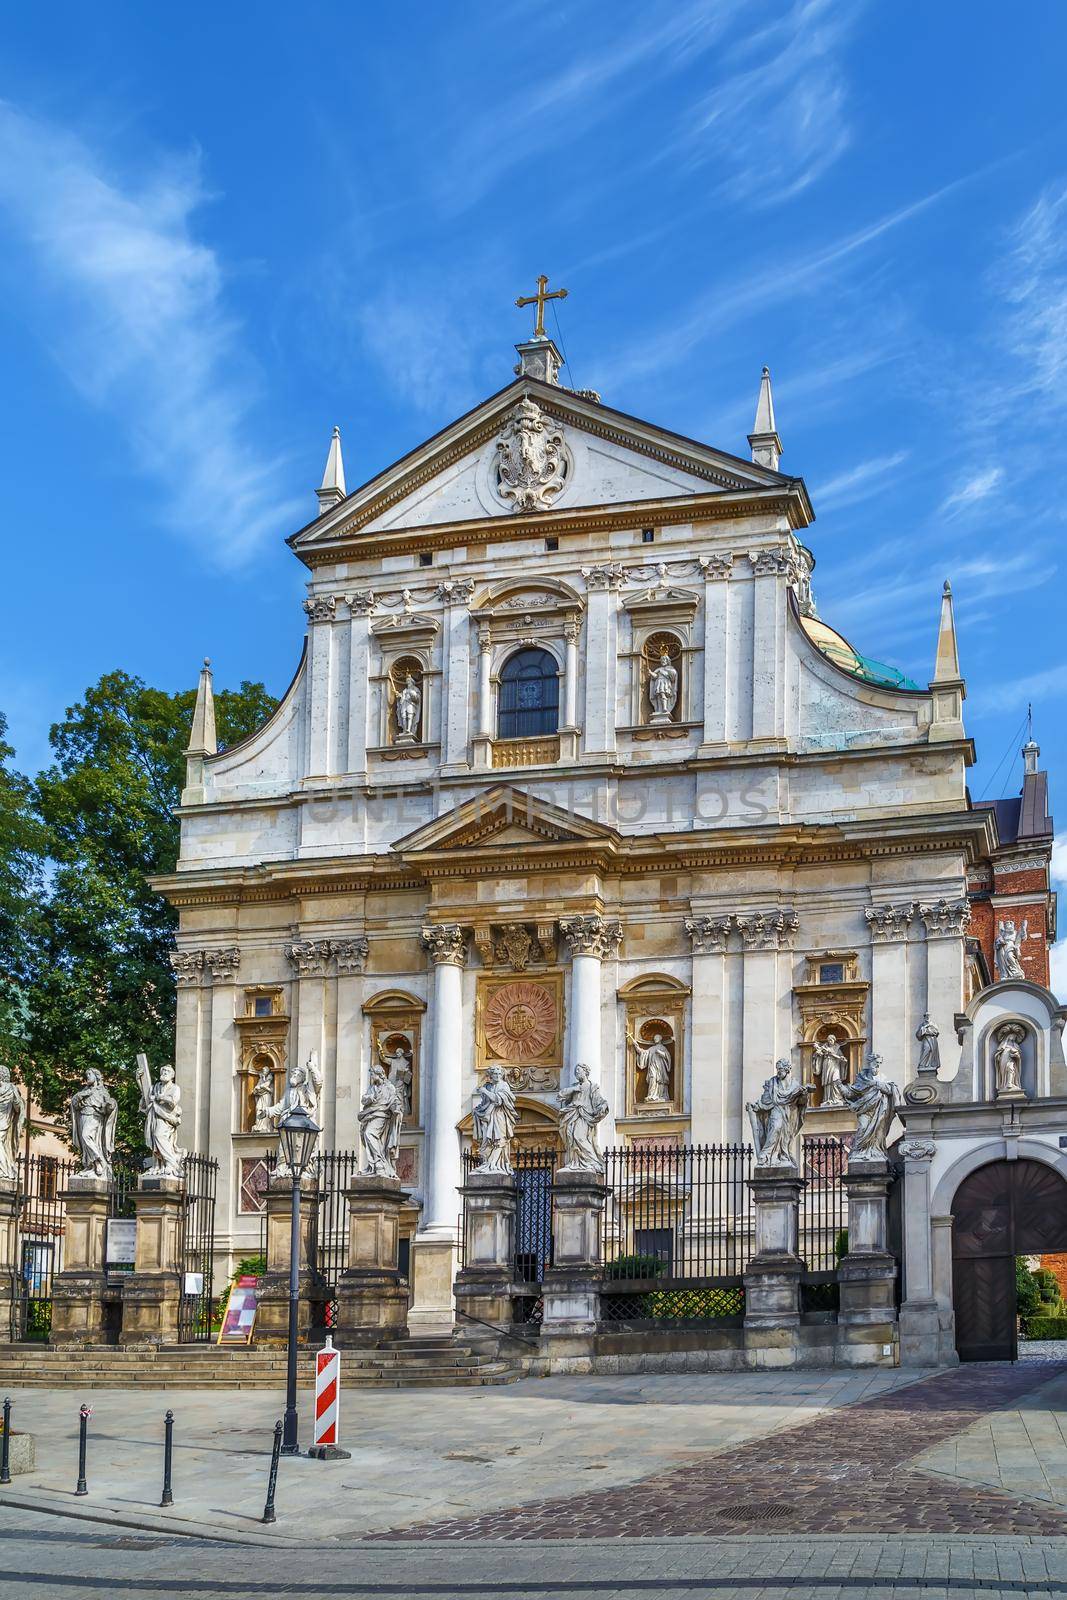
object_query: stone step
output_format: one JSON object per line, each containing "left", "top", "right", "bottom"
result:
{"left": 0, "top": 1362, "right": 520, "bottom": 1389}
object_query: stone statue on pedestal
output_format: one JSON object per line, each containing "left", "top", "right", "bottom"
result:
{"left": 812, "top": 1034, "right": 848, "bottom": 1107}
{"left": 746, "top": 1060, "right": 809, "bottom": 1169}
{"left": 647, "top": 652, "right": 679, "bottom": 724}
{"left": 994, "top": 1024, "right": 1025, "bottom": 1097}
{"left": 915, "top": 1013, "right": 940, "bottom": 1074}
{"left": 0, "top": 1064, "right": 27, "bottom": 1183}
{"left": 267, "top": 1051, "right": 324, "bottom": 1175}
{"left": 377, "top": 1038, "right": 413, "bottom": 1116}
{"left": 358, "top": 1065, "right": 404, "bottom": 1179}
{"left": 69, "top": 1069, "right": 118, "bottom": 1180}
{"left": 135, "top": 1054, "right": 185, "bottom": 1179}
{"left": 840, "top": 1056, "right": 901, "bottom": 1162}
{"left": 627, "top": 1027, "right": 673, "bottom": 1104}
{"left": 558, "top": 1063, "right": 609, "bottom": 1172}
{"left": 471, "top": 1065, "right": 517, "bottom": 1175}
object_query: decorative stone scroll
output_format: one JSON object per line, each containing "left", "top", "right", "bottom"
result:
{"left": 285, "top": 939, "right": 333, "bottom": 977}
{"left": 346, "top": 589, "right": 377, "bottom": 616}
{"left": 581, "top": 562, "right": 627, "bottom": 591}
{"left": 434, "top": 578, "right": 476, "bottom": 604}
{"left": 169, "top": 949, "right": 205, "bottom": 986}
{"left": 303, "top": 596, "right": 337, "bottom": 623}
{"left": 748, "top": 546, "right": 794, "bottom": 578}
{"left": 558, "top": 915, "right": 624, "bottom": 959}
{"left": 685, "top": 914, "right": 733, "bottom": 954}
{"left": 864, "top": 903, "right": 915, "bottom": 942}
{"left": 332, "top": 937, "right": 370, "bottom": 975}
{"left": 206, "top": 948, "right": 241, "bottom": 979}
{"left": 699, "top": 554, "right": 734, "bottom": 581}
{"left": 494, "top": 397, "right": 568, "bottom": 513}
{"left": 736, "top": 909, "right": 799, "bottom": 950}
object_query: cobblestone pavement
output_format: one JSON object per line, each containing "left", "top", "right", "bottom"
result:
{"left": 5, "top": 1509, "right": 1067, "bottom": 1597}
{"left": 379, "top": 1361, "right": 1067, "bottom": 1541}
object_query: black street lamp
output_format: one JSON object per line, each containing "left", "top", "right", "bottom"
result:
{"left": 278, "top": 1105, "right": 320, "bottom": 1456}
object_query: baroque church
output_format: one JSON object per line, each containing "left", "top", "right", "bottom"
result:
{"left": 156, "top": 289, "right": 1056, "bottom": 1326}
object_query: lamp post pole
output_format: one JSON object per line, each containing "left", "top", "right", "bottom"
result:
{"left": 282, "top": 1165, "right": 302, "bottom": 1455}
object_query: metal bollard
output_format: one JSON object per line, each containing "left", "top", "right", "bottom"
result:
{"left": 261, "top": 1419, "right": 282, "bottom": 1525}
{"left": 160, "top": 1410, "right": 174, "bottom": 1507}
{"left": 0, "top": 1397, "right": 11, "bottom": 1486}
{"left": 75, "top": 1404, "right": 91, "bottom": 1496}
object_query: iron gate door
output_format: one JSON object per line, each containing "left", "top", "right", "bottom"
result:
{"left": 952, "top": 1158, "right": 1067, "bottom": 1362}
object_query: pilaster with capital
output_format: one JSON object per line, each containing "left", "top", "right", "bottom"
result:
{"left": 200, "top": 946, "right": 241, "bottom": 1236}
{"left": 866, "top": 902, "right": 915, "bottom": 1081}
{"left": 286, "top": 938, "right": 330, "bottom": 1144}
{"left": 304, "top": 594, "right": 337, "bottom": 777}
{"left": 437, "top": 580, "right": 476, "bottom": 768}
{"left": 560, "top": 917, "right": 622, "bottom": 1094}
{"left": 736, "top": 910, "right": 797, "bottom": 1117}
{"left": 333, "top": 937, "right": 370, "bottom": 1151}
{"left": 700, "top": 554, "right": 734, "bottom": 750}
{"left": 747, "top": 546, "right": 790, "bottom": 748}
{"left": 687, "top": 915, "right": 732, "bottom": 1141}
{"left": 346, "top": 592, "right": 376, "bottom": 774}
{"left": 582, "top": 569, "right": 623, "bottom": 755}
{"left": 919, "top": 898, "right": 969, "bottom": 1088}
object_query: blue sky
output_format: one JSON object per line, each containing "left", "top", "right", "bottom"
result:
{"left": 2, "top": 2, "right": 1065, "bottom": 836}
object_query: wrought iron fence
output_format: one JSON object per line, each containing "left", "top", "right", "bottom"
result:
{"left": 600, "top": 1144, "right": 753, "bottom": 1327}
{"left": 798, "top": 1135, "right": 849, "bottom": 1277}
{"left": 460, "top": 1147, "right": 557, "bottom": 1326}
{"left": 314, "top": 1148, "right": 360, "bottom": 1329}
{"left": 11, "top": 1154, "right": 77, "bottom": 1341}
{"left": 177, "top": 1154, "right": 218, "bottom": 1343}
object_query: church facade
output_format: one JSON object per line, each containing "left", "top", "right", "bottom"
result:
{"left": 156, "top": 321, "right": 1050, "bottom": 1324}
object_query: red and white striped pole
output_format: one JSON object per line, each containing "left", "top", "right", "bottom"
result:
{"left": 307, "top": 1335, "right": 351, "bottom": 1461}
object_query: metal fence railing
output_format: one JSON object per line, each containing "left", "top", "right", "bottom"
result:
{"left": 799, "top": 1135, "right": 850, "bottom": 1274}
{"left": 177, "top": 1154, "right": 218, "bottom": 1343}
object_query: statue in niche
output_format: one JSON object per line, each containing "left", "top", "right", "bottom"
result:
{"left": 394, "top": 672, "right": 422, "bottom": 743}
{"left": 471, "top": 1064, "right": 517, "bottom": 1174}
{"left": 647, "top": 650, "right": 679, "bottom": 724}
{"left": 840, "top": 1056, "right": 901, "bottom": 1163}
{"left": 995, "top": 918, "right": 1028, "bottom": 982}
{"left": 69, "top": 1069, "right": 118, "bottom": 1180}
{"left": 135, "top": 1055, "right": 185, "bottom": 1179}
{"left": 993, "top": 1024, "right": 1026, "bottom": 1097}
{"left": 812, "top": 1033, "right": 848, "bottom": 1107}
{"left": 267, "top": 1050, "right": 323, "bottom": 1175}
{"left": 627, "top": 1024, "right": 674, "bottom": 1105}
{"left": 377, "top": 1036, "right": 413, "bottom": 1117}
{"left": 0, "top": 1065, "right": 27, "bottom": 1184}
{"left": 746, "top": 1059, "right": 810, "bottom": 1169}
{"left": 359, "top": 1065, "right": 404, "bottom": 1179}
{"left": 915, "top": 1013, "right": 941, "bottom": 1075}
{"left": 558, "top": 1063, "right": 610, "bottom": 1172}
{"left": 250, "top": 1064, "right": 275, "bottom": 1133}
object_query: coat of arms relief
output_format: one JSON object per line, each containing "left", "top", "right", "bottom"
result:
{"left": 494, "top": 397, "right": 569, "bottom": 512}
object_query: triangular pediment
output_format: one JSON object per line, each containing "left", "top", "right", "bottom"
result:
{"left": 393, "top": 785, "right": 620, "bottom": 856}
{"left": 291, "top": 377, "right": 794, "bottom": 552}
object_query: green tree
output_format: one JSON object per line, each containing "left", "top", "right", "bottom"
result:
{"left": 0, "top": 713, "right": 47, "bottom": 1088}
{"left": 30, "top": 670, "right": 276, "bottom": 1152}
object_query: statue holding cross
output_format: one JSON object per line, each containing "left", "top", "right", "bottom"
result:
{"left": 515, "top": 274, "right": 568, "bottom": 339}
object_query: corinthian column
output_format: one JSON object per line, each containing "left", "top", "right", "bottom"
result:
{"left": 559, "top": 916, "right": 623, "bottom": 1092}
{"left": 411, "top": 923, "right": 468, "bottom": 1331}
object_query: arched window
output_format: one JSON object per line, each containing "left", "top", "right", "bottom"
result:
{"left": 497, "top": 648, "right": 559, "bottom": 740}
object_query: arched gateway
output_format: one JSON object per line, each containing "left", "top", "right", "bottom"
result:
{"left": 952, "top": 1159, "right": 1067, "bottom": 1362}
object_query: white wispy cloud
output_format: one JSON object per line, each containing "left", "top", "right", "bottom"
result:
{"left": 674, "top": 0, "right": 860, "bottom": 203}
{"left": 977, "top": 660, "right": 1067, "bottom": 716}
{"left": 812, "top": 450, "right": 909, "bottom": 512}
{"left": 940, "top": 465, "right": 1004, "bottom": 515}
{"left": 0, "top": 102, "right": 300, "bottom": 567}
{"left": 999, "top": 183, "right": 1067, "bottom": 398}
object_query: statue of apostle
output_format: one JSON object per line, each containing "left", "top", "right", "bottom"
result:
{"left": 627, "top": 1026, "right": 673, "bottom": 1104}
{"left": 746, "top": 1059, "right": 809, "bottom": 1169}
{"left": 69, "top": 1069, "right": 119, "bottom": 1181}
{"left": 267, "top": 1051, "right": 323, "bottom": 1175}
{"left": 0, "top": 1064, "right": 27, "bottom": 1184}
{"left": 840, "top": 1056, "right": 901, "bottom": 1163}
{"left": 358, "top": 1065, "right": 404, "bottom": 1179}
{"left": 915, "top": 1013, "right": 940, "bottom": 1075}
{"left": 558, "top": 1063, "right": 609, "bottom": 1172}
{"left": 995, "top": 918, "right": 1027, "bottom": 981}
{"left": 993, "top": 1025, "right": 1025, "bottom": 1097}
{"left": 647, "top": 652, "right": 679, "bottom": 723}
{"left": 377, "top": 1037, "right": 413, "bottom": 1117}
{"left": 471, "top": 1065, "right": 517, "bottom": 1175}
{"left": 394, "top": 673, "right": 422, "bottom": 742}
{"left": 135, "top": 1055, "right": 186, "bottom": 1179}
{"left": 250, "top": 1064, "right": 275, "bottom": 1133}
{"left": 812, "top": 1033, "right": 848, "bottom": 1107}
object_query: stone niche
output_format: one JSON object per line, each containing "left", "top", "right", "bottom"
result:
{"left": 363, "top": 988, "right": 426, "bottom": 1128}
{"left": 617, "top": 973, "right": 689, "bottom": 1126}
{"left": 795, "top": 952, "right": 868, "bottom": 1111}
{"left": 233, "top": 987, "right": 289, "bottom": 1133}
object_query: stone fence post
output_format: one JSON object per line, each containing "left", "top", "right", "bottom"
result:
{"left": 51, "top": 1176, "right": 113, "bottom": 1345}
{"left": 334, "top": 1174, "right": 410, "bottom": 1346}
{"left": 0, "top": 1177, "right": 18, "bottom": 1338}
{"left": 256, "top": 1172, "right": 322, "bottom": 1344}
{"left": 120, "top": 1175, "right": 185, "bottom": 1345}
{"left": 836, "top": 1159, "right": 898, "bottom": 1365}
{"left": 541, "top": 1168, "right": 606, "bottom": 1335}
{"left": 453, "top": 1172, "right": 516, "bottom": 1341}
{"left": 743, "top": 1165, "right": 804, "bottom": 1366}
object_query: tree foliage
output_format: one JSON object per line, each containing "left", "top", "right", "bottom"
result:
{"left": 0, "top": 713, "right": 47, "bottom": 1087}
{"left": 26, "top": 671, "right": 277, "bottom": 1153}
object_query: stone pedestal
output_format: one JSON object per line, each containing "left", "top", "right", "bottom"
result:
{"left": 120, "top": 1176, "right": 185, "bottom": 1346}
{"left": 743, "top": 1166, "right": 804, "bottom": 1366}
{"left": 51, "top": 1176, "right": 113, "bottom": 1346}
{"left": 0, "top": 1177, "right": 19, "bottom": 1338}
{"left": 453, "top": 1172, "right": 517, "bottom": 1339}
{"left": 541, "top": 1168, "right": 607, "bottom": 1335}
{"left": 256, "top": 1172, "right": 322, "bottom": 1344}
{"left": 836, "top": 1161, "right": 898, "bottom": 1365}
{"left": 334, "top": 1174, "right": 411, "bottom": 1347}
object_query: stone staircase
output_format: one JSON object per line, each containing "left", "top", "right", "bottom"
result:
{"left": 0, "top": 1336, "right": 522, "bottom": 1390}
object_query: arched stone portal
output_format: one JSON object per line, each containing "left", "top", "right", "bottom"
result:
{"left": 951, "top": 1158, "right": 1067, "bottom": 1361}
